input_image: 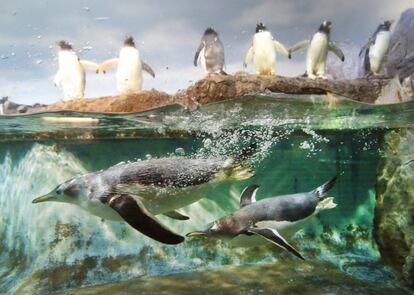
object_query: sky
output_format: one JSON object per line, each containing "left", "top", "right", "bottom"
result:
{"left": 0, "top": 0, "right": 412, "bottom": 104}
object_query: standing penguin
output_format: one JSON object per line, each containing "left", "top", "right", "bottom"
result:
{"left": 289, "top": 21, "right": 345, "bottom": 79}
{"left": 359, "top": 20, "right": 394, "bottom": 76}
{"left": 54, "top": 41, "right": 98, "bottom": 101}
{"left": 194, "top": 28, "right": 226, "bottom": 75}
{"left": 243, "top": 22, "right": 289, "bottom": 75}
{"left": 98, "top": 36, "right": 155, "bottom": 94}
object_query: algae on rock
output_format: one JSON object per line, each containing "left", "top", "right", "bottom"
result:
{"left": 375, "top": 129, "right": 414, "bottom": 286}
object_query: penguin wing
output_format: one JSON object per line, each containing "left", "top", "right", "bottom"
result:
{"left": 288, "top": 40, "right": 310, "bottom": 57}
{"left": 107, "top": 193, "right": 184, "bottom": 244}
{"left": 359, "top": 38, "right": 374, "bottom": 57}
{"left": 79, "top": 60, "right": 99, "bottom": 71}
{"left": 328, "top": 42, "right": 345, "bottom": 62}
{"left": 142, "top": 62, "right": 155, "bottom": 78}
{"left": 247, "top": 227, "right": 305, "bottom": 260}
{"left": 273, "top": 40, "right": 289, "bottom": 58}
{"left": 194, "top": 42, "right": 205, "bottom": 67}
{"left": 239, "top": 184, "right": 259, "bottom": 208}
{"left": 243, "top": 46, "right": 253, "bottom": 68}
{"left": 98, "top": 58, "right": 119, "bottom": 74}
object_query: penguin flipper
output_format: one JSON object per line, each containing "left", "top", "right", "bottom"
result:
{"left": 273, "top": 40, "right": 289, "bottom": 58}
{"left": 239, "top": 184, "right": 259, "bottom": 208}
{"left": 80, "top": 60, "right": 99, "bottom": 71}
{"left": 53, "top": 70, "right": 63, "bottom": 87}
{"left": 108, "top": 194, "right": 184, "bottom": 244}
{"left": 288, "top": 40, "right": 310, "bottom": 58}
{"left": 163, "top": 210, "right": 189, "bottom": 220}
{"left": 98, "top": 58, "right": 119, "bottom": 74}
{"left": 247, "top": 227, "right": 305, "bottom": 260}
{"left": 142, "top": 62, "right": 155, "bottom": 78}
{"left": 328, "top": 42, "right": 345, "bottom": 62}
{"left": 194, "top": 42, "right": 205, "bottom": 67}
{"left": 359, "top": 38, "right": 374, "bottom": 57}
{"left": 243, "top": 46, "right": 253, "bottom": 68}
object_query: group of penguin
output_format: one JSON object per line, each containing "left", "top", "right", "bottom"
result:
{"left": 55, "top": 19, "right": 394, "bottom": 101}
{"left": 32, "top": 146, "right": 338, "bottom": 260}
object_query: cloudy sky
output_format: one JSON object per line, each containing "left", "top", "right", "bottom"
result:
{"left": 0, "top": 0, "right": 412, "bottom": 104}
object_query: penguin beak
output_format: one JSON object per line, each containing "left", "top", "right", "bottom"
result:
{"left": 186, "top": 231, "right": 206, "bottom": 237}
{"left": 32, "top": 193, "right": 56, "bottom": 203}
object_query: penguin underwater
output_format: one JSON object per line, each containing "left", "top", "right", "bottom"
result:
{"left": 289, "top": 21, "right": 345, "bottom": 79}
{"left": 187, "top": 176, "right": 338, "bottom": 259}
{"left": 359, "top": 20, "right": 394, "bottom": 76}
{"left": 194, "top": 27, "right": 227, "bottom": 75}
{"left": 54, "top": 40, "right": 99, "bottom": 100}
{"left": 243, "top": 22, "right": 290, "bottom": 75}
{"left": 32, "top": 149, "right": 255, "bottom": 245}
{"left": 97, "top": 36, "right": 155, "bottom": 94}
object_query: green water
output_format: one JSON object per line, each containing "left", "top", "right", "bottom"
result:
{"left": 0, "top": 95, "right": 413, "bottom": 294}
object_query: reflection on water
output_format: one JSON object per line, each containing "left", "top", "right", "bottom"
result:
{"left": 0, "top": 95, "right": 413, "bottom": 294}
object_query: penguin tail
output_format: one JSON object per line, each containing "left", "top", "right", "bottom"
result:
{"left": 219, "top": 70, "right": 228, "bottom": 75}
{"left": 311, "top": 175, "right": 338, "bottom": 199}
{"left": 222, "top": 143, "right": 258, "bottom": 180}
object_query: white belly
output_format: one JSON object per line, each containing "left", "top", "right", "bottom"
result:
{"left": 56, "top": 51, "right": 85, "bottom": 100}
{"left": 369, "top": 31, "right": 391, "bottom": 74}
{"left": 229, "top": 215, "right": 315, "bottom": 247}
{"left": 116, "top": 47, "right": 142, "bottom": 94}
{"left": 253, "top": 31, "right": 276, "bottom": 75}
{"left": 307, "top": 32, "right": 328, "bottom": 76}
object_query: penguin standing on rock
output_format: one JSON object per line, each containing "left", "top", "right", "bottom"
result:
{"left": 243, "top": 22, "right": 290, "bottom": 75}
{"left": 194, "top": 28, "right": 227, "bottom": 75}
{"left": 98, "top": 36, "right": 155, "bottom": 94}
{"left": 54, "top": 41, "right": 98, "bottom": 100}
{"left": 359, "top": 20, "right": 394, "bottom": 76}
{"left": 289, "top": 21, "right": 345, "bottom": 79}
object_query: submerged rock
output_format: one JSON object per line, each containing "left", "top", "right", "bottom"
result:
{"left": 375, "top": 129, "right": 414, "bottom": 286}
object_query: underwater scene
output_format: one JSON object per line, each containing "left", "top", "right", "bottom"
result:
{"left": 2, "top": 1, "right": 414, "bottom": 294}
{"left": 0, "top": 96, "right": 414, "bottom": 294}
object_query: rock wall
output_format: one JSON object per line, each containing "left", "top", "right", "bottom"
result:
{"left": 375, "top": 129, "right": 414, "bottom": 286}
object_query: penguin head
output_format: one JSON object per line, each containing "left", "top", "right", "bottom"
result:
{"left": 186, "top": 221, "right": 225, "bottom": 238}
{"left": 381, "top": 20, "right": 394, "bottom": 31}
{"left": 319, "top": 20, "right": 332, "bottom": 34}
{"left": 256, "top": 22, "right": 267, "bottom": 33}
{"left": 124, "top": 36, "right": 136, "bottom": 47}
{"left": 32, "top": 177, "right": 87, "bottom": 205}
{"left": 204, "top": 27, "right": 218, "bottom": 36}
{"left": 57, "top": 40, "right": 73, "bottom": 51}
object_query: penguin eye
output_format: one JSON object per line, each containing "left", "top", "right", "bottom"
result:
{"left": 63, "top": 186, "right": 79, "bottom": 197}
{"left": 56, "top": 188, "right": 62, "bottom": 195}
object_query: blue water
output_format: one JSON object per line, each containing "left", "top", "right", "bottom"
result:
{"left": 0, "top": 95, "right": 413, "bottom": 294}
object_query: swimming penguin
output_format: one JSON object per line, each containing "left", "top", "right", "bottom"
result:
{"left": 194, "top": 28, "right": 227, "bottom": 75}
{"left": 243, "top": 22, "right": 289, "bottom": 75}
{"left": 97, "top": 36, "right": 155, "bottom": 94}
{"left": 53, "top": 40, "right": 98, "bottom": 101}
{"left": 32, "top": 151, "right": 255, "bottom": 245}
{"left": 289, "top": 21, "right": 345, "bottom": 79}
{"left": 187, "top": 176, "right": 338, "bottom": 259}
{"left": 359, "top": 20, "right": 394, "bottom": 76}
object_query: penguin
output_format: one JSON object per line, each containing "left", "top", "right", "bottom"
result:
{"left": 289, "top": 21, "right": 345, "bottom": 79}
{"left": 54, "top": 40, "right": 98, "bottom": 101}
{"left": 194, "top": 27, "right": 227, "bottom": 75}
{"left": 243, "top": 22, "right": 289, "bottom": 75}
{"left": 32, "top": 150, "right": 255, "bottom": 245}
{"left": 359, "top": 20, "right": 394, "bottom": 76}
{"left": 98, "top": 36, "right": 155, "bottom": 95}
{"left": 187, "top": 176, "right": 338, "bottom": 259}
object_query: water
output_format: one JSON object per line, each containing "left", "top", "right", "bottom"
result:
{"left": 0, "top": 94, "right": 413, "bottom": 294}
